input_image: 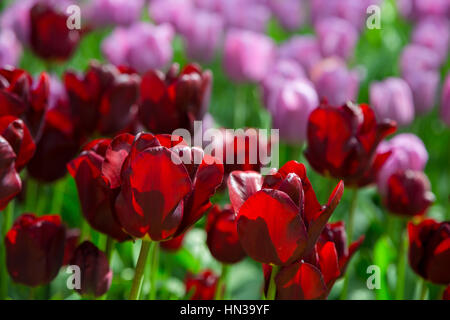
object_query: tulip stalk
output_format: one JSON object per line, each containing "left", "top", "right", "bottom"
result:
{"left": 129, "top": 240, "right": 152, "bottom": 300}
{"left": 266, "top": 265, "right": 280, "bottom": 300}
{"left": 105, "top": 237, "right": 115, "bottom": 262}
{"left": 340, "top": 189, "right": 358, "bottom": 300}
{"left": 50, "top": 178, "right": 67, "bottom": 214}
{"left": 395, "top": 224, "right": 408, "bottom": 300}
{"left": 419, "top": 279, "right": 428, "bottom": 300}
{"left": 148, "top": 242, "right": 159, "bottom": 300}
{"left": 0, "top": 202, "right": 14, "bottom": 299}
{"left": 214, "top": 264, "right": 229, "bottom": 300}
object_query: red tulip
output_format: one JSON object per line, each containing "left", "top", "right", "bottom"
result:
{"left": 67, "top": 135, "right": 132, "bottom": 242}
{"left": 385, "top": 170, "right": 435, "bottom": 217}
{"left": 0, "top": 67, "right": 50, "bottom": 139}
{"left": 70, "top": 241, "right": 112, "bottom": 297}
{"left": 138, "top": 63, "right": 212, "bottom": 134}
{"left": 443, "top": 286, "right": 450, "bottom": 300}
{"left": 64, "top": 62, "right": 140, "bottom": 137}
{"left": 408, "top": 219, "right": 450, "bottom": 285}
{"left": 185, "top": 270, "right": 219, "bottom": 300}
{"left": 63, "top": 228, "right": 80, "bottom": 265}
{"left": 160, "top": 233, "right": 185, "bottom": 252}
{"left": 4, "top": 214, "right": 66, "bottom": 287}
{"left": 263, "top": 221, "right": 364, "bottom": 300}
{"left": 228, "top": 160, "right": 344, "bottom": 266}
{"left": 206, "top": 205, "right": 246, "bottom": 264}
{"left": 28, "top": 105, "right": 82, "bottom": 182}
{"left": 29, "top": 3, "right": 81, "bottom": 61}
{"left": 304, "top": 101, "right": 396, "bottom": 187}
{"left": 0, "top": 116, "right": 35, "bottom": 210}
{"left": 115, "top": 133, "right": 223, "bottom": 240}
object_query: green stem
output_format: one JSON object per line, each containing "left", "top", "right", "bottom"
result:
{"left": 50, "top": 178, "right": 66, "bottom": 214}
{"left": 0, "top": 202, "right": 14, "bottom": 300}
{"left": 214, "top": 264, "right": 229, "bottom": 300}
{"left": 129, "top": 241, "right": 152, "bottom": 300}
{"left": 419, "top": 279, "right": 428, "bottom": 300}
{"left": 148, "top": 242, "right": 159, "bottom": 300}
{"left": 340, "top": 189, "right": 359, "bottom": 300}
{"left": 80, "top": 219, "right": 91, "bottom": 242}
{"left": 233, "top": 85, "right": 247, "bottom": 129}
{"left": 395, "top": 226, "right": 408, "bottom": 300}
{"left": 105, "top": 237, "right": 115, "bottom": 262}
{"left": 25, "top": 178, "right": 38, "bottom": 212}
{"left": 266, "top": 265, "right": 280, "bottom": 300}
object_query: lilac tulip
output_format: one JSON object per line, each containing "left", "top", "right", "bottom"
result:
{"left": 310, "top": 57, "right": 359, "bottom": 106}
{"left": 180, "top": 10, "right": 224, "bottom": 62}
{"left": 370, "top": 78, "right": 415, "bottom": 126}
{"left": 403, "top": 70, "right": 440, "bottom": 114}
{"left": 441, "top": 75, "right": 450, "bottom": 126}
{"left": 194, "top": 0, "right": 222, "bottom": 12}
{"left": 377, "top": 133, "right": 428, "bottom": 195}
{"left": 412, "top": 18, "right": 449, "bottom": 66}
{"left": 398, "top": 0, "right": 449, "bottom": 21}
{"left": 315, "top": 17, "right": 359, "bottom": 61}
{"left": 85, "top": 0, "right": 145, "bottom": 28}
{"left": 223, "top": 29, "right": 275, "bottom": 83}
{"left": 268, "top": 0, "right": 306, "bottom": 31}
{"left": 278, "top": 36, "right": 323, "bottom": 73}
{"left": 102, "top": 22, "right": 174, "bottom": 73}
{"left": 261, "top": 58, "right": 305, "bottom": 106}
{"left": 0, "top": 0, "right": 34, "bottom": 44}
{"left": 148, "top": 0, "right": 194, "bottom": 32}
{"left": 400, "top": 44, "right": 442, "bottom": 74}
{"left": 0, "top": 30, "right": 22, "bottom": 67}
{"left": 266, "top": 78, "right": 319, "bottom": 145}
{"left": 222, "top": 0, "right": 271, "bottom": 33}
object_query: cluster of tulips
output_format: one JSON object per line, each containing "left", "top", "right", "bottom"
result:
{"left": 0, "top": 0, "right": 449, "bottom": 301}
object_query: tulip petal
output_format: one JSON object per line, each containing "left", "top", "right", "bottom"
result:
{"left": 228, "top": 171, "right": 263, "bottom": 214}
{"left": 101, "top": 133, "right": 134, "bottom": 188}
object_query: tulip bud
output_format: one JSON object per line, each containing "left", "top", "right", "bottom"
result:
{"left": 408, "top": 219, "right": 450, "bottom": 285}
{"left": 370, "top": 78, "right": 415, "bottom": 126}
{"left": 70, "top": 241, "right": 112, "bottom": 297}
{"left": 223, "top": 29, "right": 275, "bottom": 83}
{"left": 5, "top": 214, "right": 66, "bottom": 287}
{"left": 385, "top": 170, "right": 435, "bottom": 217}
{"left": 206, "top": 205, "right": 246, "bottom": 264}
{"left": 185, "top": 270, "right": 219, "bottom": 300}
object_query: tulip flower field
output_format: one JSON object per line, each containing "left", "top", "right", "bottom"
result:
{"left": 0, "top": 0, "right": 449, "bottom": 303}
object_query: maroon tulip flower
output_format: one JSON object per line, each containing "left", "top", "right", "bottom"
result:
{"left": 63, "top": 228, "right": 81, "bottom": 265}
{"left": 444, "top": 286, "right": 450, "bottom": 300}
{"left": 4, "top": 214, "right": 66, "bottom": 287}
{"left": 0, "top": 67, "right": 50, "bottom": 139}
{"left": 228, "top": 161, "right": 344, "bottom": 266}
{"left": 185, "top": 270, "right": 219, "bottom": 300}
{"left": 27, "top": 105, "right": 82, "bottom": 182}
{"left": 138, "top": 63, "right": 212, "bottom": 134}
{"left": 384, "top": 170, "right": 435, "bottom": 217}
{"left": 408, "top": 219, "right": 450, "bottom": 285}
{"left": 70, "top": 241, "right": 112, "bottom": 297}
{"left": 206, "top": 205, "right": 246, "bottom": 264}
{"left": 160, "top": 233, "right": 185, "bottom": 252}
{"left": 115, "top": 133, "right": 224, "bottom": 240}
{"left": 67, "top": 135, "right": 132, "bottom": 242}
{"left": 304, "top": 101, "right": 397, "bottom": 187}
{"left": 263, "top": 221, "right": 364, "bottom": 300}
{"left": 64, "top": 62, "right": 140, "bottom": 137}
{"left": 0, "top": 116, "right": 35, "bottom": 210}
{"left": 29, "top": 3, "right": 81, "bottom": 61}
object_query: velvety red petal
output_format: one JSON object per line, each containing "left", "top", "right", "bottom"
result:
{"left": 227, "top": 171, "right": 263, "bottom": 214}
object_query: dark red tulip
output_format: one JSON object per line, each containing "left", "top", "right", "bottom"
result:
{"left": 206, "top": 205, "right": 246, "bottom": 264}
{"left": 0, "top": 68, "right": 50, "bottom": 139}
{"left": 70, "top": 241, "right": 112, "bottom": 297}
{"left": 27, "top": 105, "right": 82, "bottom": 182}
{"left": 138, "top": 63, "right": 212, "bottom": 134}
{"left": 185, "top": 270, "right": 219, "bottom": 300}
{"left": 64, "top": 62, "right": 140, "bottom": 137}
{"left": 228, "top": 160, "right": 344, "bottom": 266}
{"left": 0, "top": 116, "right": 36, "bottom": 210}
{"left": 385, "top": 170, "right": 435, "bottom": 217}
{"left": 304, "top": 101, "right": 396, "bottom": 187}
{"left": 4, "top": 214, "right": 66, "bottom": 287}
{"left": 443, "top": 286, "right": 450, "bottom": 300}
{"left": 115, "top": 133, "right": 223, "bottom": 240}
{"left": 263, "top": 221, "right": 363, "bottom": 300}
{"left": 29, "top": 3, "right": 81, "bottom": 61}
{"left": 63, "top": 228, "right": 81, "bottom": 265}
{"left": 160, "top": 233, "right": 185, "bottom": 252}
{"left": 408, "top": 219, "right": 450, "bottom": 285}
{"left": 67, "top": 135, "right": 132, "bottom": 242}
